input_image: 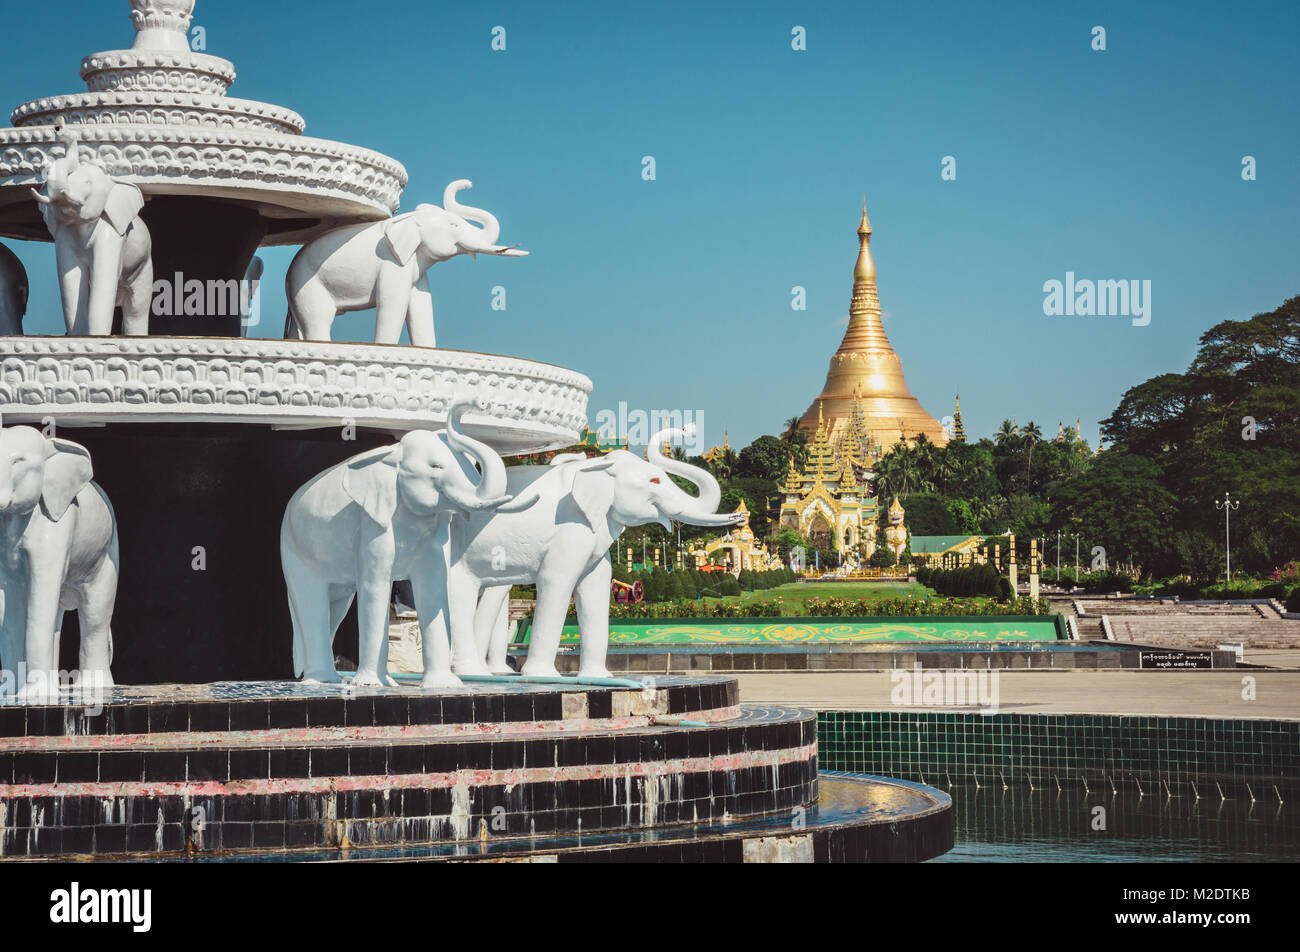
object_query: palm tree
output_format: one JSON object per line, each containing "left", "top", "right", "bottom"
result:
{"left": 912, "top": 434, "right": 936, "bottom": 493}
{"left": 996, "top": 419, "right": 1018, "bottom": 447}
{"left": 876, "top": 441, "right": 915, "bottom": 496}
{"left": 781, "top": 416, "right": 803, "bottom": 441}
{"left": 933, "top": 447, "right": 957, "bottom": 495}
{"left": 1023, "top": 421, "right": 1043, "bottom": 487}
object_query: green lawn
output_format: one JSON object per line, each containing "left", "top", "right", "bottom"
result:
{"left": 693, "top": 580, "right": 927, "bottom": 615}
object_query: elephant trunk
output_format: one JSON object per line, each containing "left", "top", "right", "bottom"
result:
{"left": 646, "top": 423, "right": 723, "bottom": 515}
{"left": 443, "top": 179, "right": 502, "bottom": 249}
{"left": 443, "top": 401, "right": 509, "bottom": 506}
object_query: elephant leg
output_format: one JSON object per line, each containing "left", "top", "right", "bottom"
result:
{"left": 353, "top": 531, "right": 397, "bottom": 687}
{"left": 119, "top": 262, "right": 152, "bottom": 336}
{"left": 86, "top": 237, "right": 125, "bottom": 335}
{"left": 284, "top": 546, "right": 341, "bottom": 683}
{"left": 475, "top": 585, "right": 513, "bottom": 674}
{"left": 410, "top": 544, "right": 460, "bottom": 688}
{"left": 54, "top": 244, "right": 86, "bottom": 334}
{"left": 75, "top": 555, "right": 118, "bottom": 688}
{"left": 19, "top": 564, "right": 68, "bottom": 700}
{"left": 288, "top": 280, "right": 337, "bottom": 341}
{"left": 520, "top": 569, "right": 581, "bottom": 678}
{"left": 405, "top": 274, "right": 436, "bottom": 347}
{"left": 448, "top": 564, "right": 491, "bottom": 677}
{"left": 572, "top": 557, "right": 614, "bottom": 679}
{"left": 373, "top": 292, "right": 409, "bottom": 345}
{"left": 0, "top": 583, "right": 23, "bottom": 697}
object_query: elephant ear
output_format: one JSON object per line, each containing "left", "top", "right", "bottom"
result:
{"left": 382, "top": 215, "right": 422, "bottom": 265}
{"left": 40, "top": 438, "right": 94, "bottom": 522}
{"left": 563, "top": 461, "right": 617, "bottom": 529}
{"left": 343, "top": 445, "right": 402, "bottom": 526}
{"left": 101, "top": 182, "right": 144, "bottom": 236}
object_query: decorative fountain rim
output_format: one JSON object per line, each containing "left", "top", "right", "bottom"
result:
{"left": 0, "top": 336, "right": 593, "bottom": 449}
{"left": 0, "top": 124, "right": 407, "bottom": 234}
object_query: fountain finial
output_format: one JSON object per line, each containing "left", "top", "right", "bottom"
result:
{"left": 129, "top": 0, "right": 196, "bottom": 52}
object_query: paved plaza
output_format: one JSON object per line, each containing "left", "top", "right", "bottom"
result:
{"left": 736, "top": 654, "right": 1300, "bottom": 719}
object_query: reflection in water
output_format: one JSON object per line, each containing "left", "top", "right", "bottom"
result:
{"left": 931, "top": 784, "right": 1297, "bottom": 862}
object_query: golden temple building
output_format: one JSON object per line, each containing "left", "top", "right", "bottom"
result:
{"left": 691, "top": 499, "right": 781, "bottom": 574}
{"left": 798, "top": 201, "right": 948, "bottom": 448}
{"left": 778, "top": 403, "right": 900, "bottom": 561}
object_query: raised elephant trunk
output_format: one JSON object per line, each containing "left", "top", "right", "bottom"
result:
{"left": 31, "top": 126, "right": 80, "bottom": 207}
{"left": 443, "top": 179, "right": 502, "bottom": 250}
{"left": 441, "top": 401, "right": 509, "bottom": 510}
{"left": 646, "top": 423, "right": 730, "bottom": 521}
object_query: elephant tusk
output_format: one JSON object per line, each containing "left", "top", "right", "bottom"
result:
{"left": 494, "top": 488, "right": 542, "bottom": 514}
{"left": 30, "top": 189, "right": 52, "bottom": 205}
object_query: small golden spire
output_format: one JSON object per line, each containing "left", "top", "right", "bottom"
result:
{"left": 854, "top": 199, "right": 875, "bottom": 283}
{"left": 818, "top": 401, "right": 824, "bottom": 425}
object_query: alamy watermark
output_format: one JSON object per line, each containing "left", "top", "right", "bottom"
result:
{"left": 592, "top": 402, "right": 706, "bottom": 455}
{"left": 890, "top": 664, "right": 1000, "bottom": 714}
{"left": 1, "top": 665, "right": 106, "bottom": 712}
{"left": 1042, "top": 272, "right": 1151, "bottom": 327}
{"left": 150, "top": 261, "right": 263, "bottom": 328}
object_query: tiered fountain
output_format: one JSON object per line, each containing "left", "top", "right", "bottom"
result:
{"left": 0, "top": 0, "right": 951, "bottom": 862}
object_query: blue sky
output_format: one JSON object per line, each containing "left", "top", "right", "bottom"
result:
{"left": 4, "top": 0, "right": 1297, "bottom": 450}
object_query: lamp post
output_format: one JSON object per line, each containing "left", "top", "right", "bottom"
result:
{"left": 1215, "top": 492, "right": 1241, "bottom": 581}
{"left": 1074, "top": 533, "right": 1081, "bottom": 578}
{"left": 1056, "top": 529, "right": 1061, "bottom": 582}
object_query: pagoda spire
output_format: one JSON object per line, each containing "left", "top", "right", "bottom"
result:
{"left": 796, "top": 198, "right": 947, "bottom": 447}
{"left": 952, "top": 394, "right": 966, "bottom": 443}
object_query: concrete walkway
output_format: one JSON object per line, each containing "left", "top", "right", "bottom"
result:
{"left": 736, "top": 669, "right": 1300, "bottom": 720}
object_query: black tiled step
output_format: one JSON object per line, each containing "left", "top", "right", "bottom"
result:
{"left": 0, "top": 705, "right": 817, "bottom": 859}
{"left": 0, "top": 677, "right": 740, "bottom": 738}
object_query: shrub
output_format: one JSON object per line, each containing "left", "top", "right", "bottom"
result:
{"left": 997, "top": 577, "right": 1013, "bottom": 602}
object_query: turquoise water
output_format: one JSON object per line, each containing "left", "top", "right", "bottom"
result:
{"left": 932, "top": 784, "right": 1297, "bottom": 862}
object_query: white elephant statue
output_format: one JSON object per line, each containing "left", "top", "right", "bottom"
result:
{"left": 280, "top": 402, "right": 513, "bottom": 688}
{"left": 444, "top": 424, "right": 745, "bottom": 678}
{"left": 31, "top": 126, "right": 153, "bottom": 336}
{"left": 284, "top": 179, "right": 527, "bottom": 346}
{"left": 0, "top": 424, "right": 119, "bottom": 699}
{"left": 0, "top": 240, "right": 28, "bottom": 335}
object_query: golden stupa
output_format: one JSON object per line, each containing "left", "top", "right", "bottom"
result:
{"left": 798, "top": 201, "right": 948, "bottom": 447}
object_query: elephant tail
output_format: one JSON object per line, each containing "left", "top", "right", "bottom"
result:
{"left": 283, "top": 310, "right": 300, "bottom": 340}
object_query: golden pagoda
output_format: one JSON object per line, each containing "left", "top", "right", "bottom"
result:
{"left": 778, "top": 403, "right": 878, "bottom": 560}
{"left": 691, "top": 499, "right": 780, "bottom": 574}
{"left": 798, "top": 200, "right": 948, "bottom": 447}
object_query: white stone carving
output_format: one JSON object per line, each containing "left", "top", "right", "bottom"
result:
{"left": 12, "top": 92, "right": 307, "bottom": 136}
{"left": 0, "top": 424, "right": 118, "bottom": 699}
{"left": 81, "top": 50, "right": 236, "bottom": 96}
{"left": 32, "top": 128, "right": 153, "bottom": 335}
{"left": 281, "top": 402, "right": 512, "bottom": 687}
{"left": 0, "top": 0, "right": 406, "bottom": 244}
{"left": 0, "top": 125, "right": 406, "bottom": 234}
{"left": 129, "top": 0, "right": 196, "bottom": 52}
{"left": 448, "top": 424, "right": 745, "bottom": 678}
{"left": 286, "top": 180, "right": 528, "bottom": 345}
{"left": 0, "top": 337, "right": 592, "bottom": 452}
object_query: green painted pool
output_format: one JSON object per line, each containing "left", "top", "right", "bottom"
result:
{"left": 514, "top": 615, "right": 1065, "bottom": 645}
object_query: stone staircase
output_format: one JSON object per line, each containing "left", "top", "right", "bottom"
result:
{"left": 1087, "top": 604, "right": 1300, "bottom": 649}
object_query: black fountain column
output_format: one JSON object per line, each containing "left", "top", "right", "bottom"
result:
{"left": 136, "top": 196, "right": 269, "bottom": 337}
